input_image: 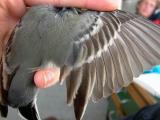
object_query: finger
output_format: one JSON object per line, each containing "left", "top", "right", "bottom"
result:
{"left": 34, "top": 67, "right": 60, "bottom": 88}
{"left": 24, "top": 0, "right": 118, "bottom": 11}
{"left": 4, "top": 0, "right": 26, "bottom": 19}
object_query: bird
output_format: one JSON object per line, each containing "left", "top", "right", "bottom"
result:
{"left": 1, "top": 5, "right": 160, "bottom": 120}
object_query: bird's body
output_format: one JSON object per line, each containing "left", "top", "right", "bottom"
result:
{"left": 7, "top": 7, "right": 101, "bottom": 107}
{"left": 1, "top": 5, "right": 160, "bottom": 120}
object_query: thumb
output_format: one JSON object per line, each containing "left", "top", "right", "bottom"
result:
{"left": 34, "top": 67, "right": 60, "bottom": 88}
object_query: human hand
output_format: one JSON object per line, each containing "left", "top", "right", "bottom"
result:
{"left": 0, "top": 0, "right": 119, "bottom": 88}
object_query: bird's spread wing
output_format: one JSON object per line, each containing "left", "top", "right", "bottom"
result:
{"left": 60, "top": 10, "right": 160, "bottom": 120}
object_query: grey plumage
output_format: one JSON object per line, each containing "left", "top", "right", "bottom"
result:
{"left": 0, "top": 5, "right": 160, "bottom": 120}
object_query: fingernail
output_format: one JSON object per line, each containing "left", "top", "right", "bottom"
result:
{"left": 44, "top": 70, "right": 55, "bottom": 87}
{"left": 34, "top": 68, "right": 60, "bottom": 88}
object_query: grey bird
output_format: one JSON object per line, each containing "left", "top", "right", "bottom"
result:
{"left": 1, "top": 5, "right": 160, "bottom": 120}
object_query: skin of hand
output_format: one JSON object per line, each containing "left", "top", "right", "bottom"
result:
{"left": 0, "top": 0, "right": 118, "bottom": 88}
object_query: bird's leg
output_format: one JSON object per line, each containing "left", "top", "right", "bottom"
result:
{"left": 18, "top": 100, "right": 41, "bottom": 120}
